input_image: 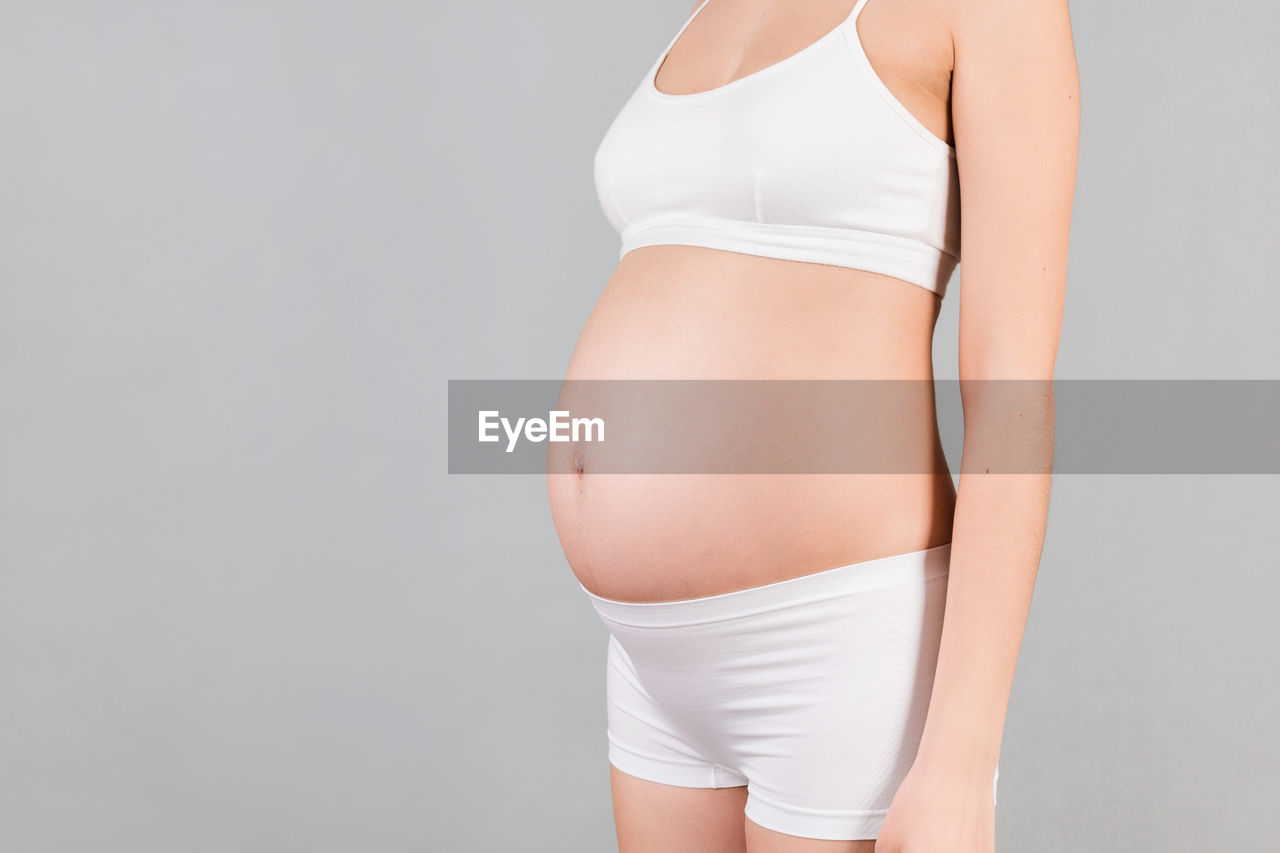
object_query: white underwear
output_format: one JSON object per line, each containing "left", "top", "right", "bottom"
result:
{"left": 579, "top": 543, "right": 998, "bottom": 841}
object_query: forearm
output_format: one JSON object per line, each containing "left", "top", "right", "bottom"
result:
{"left": 915, "top": 395, "right": 1054, "bottom": 777}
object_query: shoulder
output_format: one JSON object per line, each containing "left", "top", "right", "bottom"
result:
{"left": 947, "top": 0, "right": 1077, "bottom": 58}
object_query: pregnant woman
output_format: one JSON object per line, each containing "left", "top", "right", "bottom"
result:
{"left": 547, "top": 0, "right": 1078, "bottom": 849}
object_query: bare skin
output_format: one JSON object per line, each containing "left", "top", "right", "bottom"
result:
{"left": 610, "top": 768, "right": 750, "bottom": 852}
{"left": 551, "top": 0, "right": 1080, "bottom": 849}
{"left": 611, "top": 765, "right": 882, "bottom": 853}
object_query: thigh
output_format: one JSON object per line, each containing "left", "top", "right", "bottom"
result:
{"left": 611, "top": 765, "right": 749, "bottom": 853}
{"left": 744, "top": 817, "right": 876, "bottom": 853}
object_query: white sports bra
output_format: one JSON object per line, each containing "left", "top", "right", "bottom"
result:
{"left": 593, "top": 0, "right": 960, "bottom": 295}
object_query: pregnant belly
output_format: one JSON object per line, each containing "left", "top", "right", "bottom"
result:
{"left": 547, "top": 246, "right": 956, "bottom": 603}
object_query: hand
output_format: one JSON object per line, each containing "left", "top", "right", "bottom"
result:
{"left": 875, "top": 760, "right": 996, "bottom": 853}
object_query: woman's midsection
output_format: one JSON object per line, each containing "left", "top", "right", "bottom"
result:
{"left": 548, "top": 246, "right": 956, "bottom": 603}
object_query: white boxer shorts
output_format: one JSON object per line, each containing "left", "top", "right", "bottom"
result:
{"left": 579, "top": 544, "right": 998, "bottom": 840}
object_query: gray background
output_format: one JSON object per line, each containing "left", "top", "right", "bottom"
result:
{"left": 1, "top": 1, "right": 1277, "bottom": 851}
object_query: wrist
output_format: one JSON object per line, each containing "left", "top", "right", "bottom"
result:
{"left": 913, "top": 729, "right": 1002, "bottom": 781}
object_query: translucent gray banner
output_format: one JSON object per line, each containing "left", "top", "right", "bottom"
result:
{"left": 447, "top": 380, "right": 1280, "bottom": 474}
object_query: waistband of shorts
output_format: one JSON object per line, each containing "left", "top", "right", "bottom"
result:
{"left": 578, "top": 544, "right": 950, "bottom": 628}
